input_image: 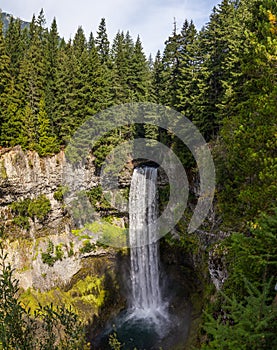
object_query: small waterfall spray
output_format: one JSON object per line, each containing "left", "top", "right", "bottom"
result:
{"left": 128, "top": 166, "right": 168, "bottom": 328}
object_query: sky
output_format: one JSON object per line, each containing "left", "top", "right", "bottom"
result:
{"left": 1, "top": 0, "right": 220, "bottom": 56}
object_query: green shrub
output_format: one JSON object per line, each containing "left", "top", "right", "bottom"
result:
{"left": 87, "top": 186, "right": 113, "bottom": 211}
{"left": 11, "top": 195, "right": 51, "bottom": 229}
{"left": 11, "top": 198, "right": 31, "bottom": 229}
{"left": 202, "top": 279, "right": 277, "bottom": 350}
{"left": 27, "top": 195, "right": 51, "bottom": 221}
{"left": 109, "top": 332, "right": 123, "bottom": 350}
{"left": 41, "top": 241, "right": 64, "bottom": 267}
{"left": 55, "top": 244, "right": 64, "bottom": 261}
{"left": 79, "top": 240, "right": 96, "bottom": 254}
{"left": 53, "top": 186, "right": 69, "bottom": 202}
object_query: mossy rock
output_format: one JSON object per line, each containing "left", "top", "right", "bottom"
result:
{"left": 20, "top": 274, "right": 106, "bottom": 322}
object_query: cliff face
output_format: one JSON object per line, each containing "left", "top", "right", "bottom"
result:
{"left": 1, "top": 146, "right": 66, "bottom": 236}
{"left": 0, "top": 146, "right": 125, "bottom": 321}
{"left": 0, "top": 146, "right": 99, "bottom": 236}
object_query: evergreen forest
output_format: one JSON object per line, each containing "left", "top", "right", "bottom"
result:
{"left": 0, "top": 0, "right": 276, "bottom": 349}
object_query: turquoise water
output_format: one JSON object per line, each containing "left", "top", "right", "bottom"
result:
{"left": 92, "top": 304, "right": 191, "bottom": 350}
{"left": 92, "top": 310, "right": 168, "bottom": 349}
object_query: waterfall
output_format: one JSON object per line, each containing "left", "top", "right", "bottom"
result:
{"left": 129, "top": 166, "right": 167, "bottom": 324}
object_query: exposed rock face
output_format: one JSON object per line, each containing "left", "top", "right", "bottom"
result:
{"left": 0, "top": 146, "right": 65, "bottom": 202}
{"left": 0, "top": 147, "right": 114, "bottom": 292}
{"left": 0, "top": 146, "right": 98, "bottom": 237}
{"left": 0, "top": 146, "right": 127, "bottom": 323}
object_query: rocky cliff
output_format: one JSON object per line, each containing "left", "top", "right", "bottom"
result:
{"left": 0, "top": 146, "right": 125, "bottom": 321}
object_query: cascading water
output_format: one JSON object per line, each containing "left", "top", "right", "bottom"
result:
{"left": 93, "top": 166, "right": 190, "bottom": 349}
{"left": 128, "top": 166, "right": 168, "bottom": 328}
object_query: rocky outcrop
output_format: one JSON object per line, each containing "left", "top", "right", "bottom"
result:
{"left": 0, "top": 146, "right": 128, "bottom": 323}
{"left": 0, "top": 146, "right": 99, "bottom": 237}
{"left": 0, "top": 147, "right": 120, "bottom": 294}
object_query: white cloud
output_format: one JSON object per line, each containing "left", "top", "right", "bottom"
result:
{"left": 1, "top": 0, "right": 220, "bottom": 55}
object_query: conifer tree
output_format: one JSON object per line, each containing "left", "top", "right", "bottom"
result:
{"left": 152, "top": 50, "right": 164, "bottom": 103}
{"left": 18, "top": 103, "right": 37, "bottom": 150}
{"left": 160, "top": 20, "right": 182, "bottom": 106}
{"left": 53, "top": 42, "right": 81, "bottom": 143}
{"left": 5, "top": 16, "right": 26, "bottom": 78}
{"left": 217, "top": 0, "right": 277, "bottom": 225}
{"left": 0, "top": 19, "right": 12, "bottom": 133}
{"left": 111, "top": 31, "right": 132, "bottom": 103}
{"left": 175, "top": 20, "right": 198, "bottom": 116}
{"left": 87, "top": 33, "right": 113, "bottom": 112}
{"left": 128, "top": 36, "right": 151, "bottom": 101}
{"left": 73, "top": 26, "right": 87, "bottom": 57}
{"left": 202, "top": 279, "right": 277, "bottom": 350}
{"left": 35, "top": 98, "right": 59, "bottom": 156}
{"left": 95, "top": 18, "right": 110, "bottom": 63}
{"left": 88, "top": 32, "right": 95, "bottom": 51}
{"left": 0, "top": 81, "right": 22, "bottom": 147}
{"left": 191, "top": 0, "right": 240, "bottom": 139}
{"left": 17, "top": 13, "right": 47, "bottom": 117}
{"left": 45, "top": 17, "right": 60, "bottom": 125}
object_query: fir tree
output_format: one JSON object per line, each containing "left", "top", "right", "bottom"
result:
{"left": 191, "top": 0, "right": 240, "bottom": 139}
{"left": 202, "top": 279, "right": 277, "bottom": 350}
{"left": 5, "top": 16, "right": 26, "bottom": 78}
{"left": 152, "top": 50, "right": 164, "bottom": 103}
{"left": 128, "top": 36, "right": 151, "bottom": 101}
{"left": 0, "top": 19, "right": 12, "bottom": 134}
{"left": 35, "top": 98, "right": 59, "bottom": 156}
{"left": 0, "top": 81, "right": 23, "bottom": 147}
{"left": 17, "top": 13, "right": 47, "bottom": 117}
{"left": 111, "top": 31, "right": 132, "bottom": 103}
{"left": 175, "top": 20, "right": 198, "bottom": 116}
{"left": 45, "top": 17, "right": 60, "bottom": 129}
{"left": 95, "top": 18, "right": 110, "bottom": 63}
{"left": 217, "top": 0, "right": 277, "bottom": 225}
{"left": 160, "top": 20, "right": 182, "bottom": 106}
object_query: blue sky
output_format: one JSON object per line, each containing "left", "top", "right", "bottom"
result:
{"left": 1, "top": 0, "right": 220, "bottom": 56}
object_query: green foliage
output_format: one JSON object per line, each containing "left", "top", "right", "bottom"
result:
{"left": 0, "top": 241, "right": 87, "bottom": 349}
{"left": 10, "top": 197, "right": 31, "bottom": 229}
{"left": 20, "top": 275, "right": 106, "bottom": 323}
{"left": 109, "top": 332, "right": 123, "bottom": 350}
{"left": 95, "top": 18, "right": 110, "bottom": 63}
{"left": 87, "top": 185, "right": 114, "bottom": 211}
{"left": 216, "top": 0, "right": 277, "bottom": 226}
{"left": 35, "top": 98, "right": 59, "bottom": 156}
{"left": 27, "top": 194, "right": 51, "bottom": 221}
{"left": 73, "top": 220, "right": 127, "bottom": 248}
{"left": 79, "top": 240, "right": 96, "bottom": 254}
{"left": 54, "top": 185, "right": 69, "bottom": 202}
{"left": 67, "top": 241, "right": 74, "bottom": 257}
{"left": 202, "top": 210, "right": 277, "bottom": 349}
{"left": 0, "top": 161, "right": 7, "bottom": 179}
{"left": 41, "top": 241, "right": 64, "bottom": 267}
{"left": 202, "top": 279, "right": 277, "bottom": 350}
{"left": 11, "top": 194, "right": 51, "bottom": 229}
{"left": 0, "top": 242, "right": 35, "bottom": 349}
{"left": 222, "top": 210, "right": 277, "bottom": 298}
